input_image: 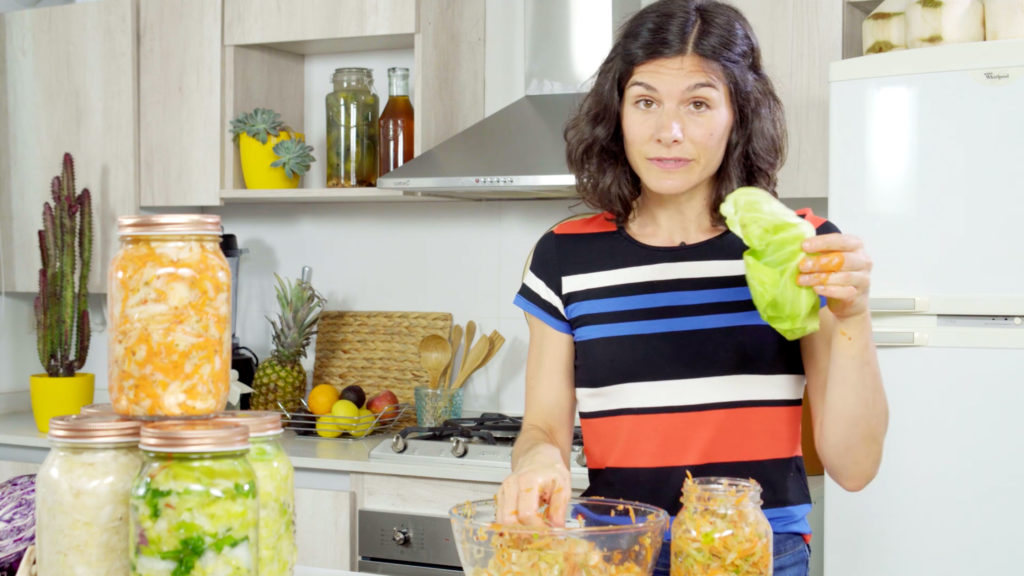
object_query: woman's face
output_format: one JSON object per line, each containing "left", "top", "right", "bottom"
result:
{"left": 621, "top": 54, "right": 734, "bottom": 201}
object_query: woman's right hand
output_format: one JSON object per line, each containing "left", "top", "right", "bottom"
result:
{"left": 496, "top": 442, "right": 571, "bottom": 527}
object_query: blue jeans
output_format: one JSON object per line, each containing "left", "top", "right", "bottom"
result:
{"left": 653, "top": 532, "right": 810, "bottom": 576}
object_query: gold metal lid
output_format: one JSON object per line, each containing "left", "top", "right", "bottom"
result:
{"left": 48, "top": 414, "right": 142, "bottom": 444}
{"left": 139, "top": 420, "right": 249, "bottom": 453}
{"left": 117, "top": 214, "right": 221, "bottom": 236}
{"left": 214, "top": 411, "right": 283, "bottom": 437}
{"left": 80, "top": 403, "right": 115, "bottom": 416}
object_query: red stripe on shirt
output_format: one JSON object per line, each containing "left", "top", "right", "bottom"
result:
{"left": 580, "top": 405, "right": 803, "bottom": 469}
{"left": 795, "top": 207, "right": 827, "bottom": 230}
{"left": 553, "top": 213, "right": 617, "bottom": 234}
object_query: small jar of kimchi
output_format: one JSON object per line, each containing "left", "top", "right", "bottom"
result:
{"left": 108, "top": 214, "right": 231, "bottom": 418}
{"left": 671, "top": 476, "right": 773, "bottom": 576}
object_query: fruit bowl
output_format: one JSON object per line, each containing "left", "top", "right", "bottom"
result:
{"left": 449, "top": 497, "right": 669, "bottom": 575}
{"left": 281, "top": 401, "right": 413, "bottom": 439}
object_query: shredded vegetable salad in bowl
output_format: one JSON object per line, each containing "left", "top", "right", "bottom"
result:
{"left": 449, "top": 497, "right": 669, "bottom": 576}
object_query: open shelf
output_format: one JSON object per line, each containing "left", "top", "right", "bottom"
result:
{"left": 219, "top": 187, "right": 453, "bottom": 204}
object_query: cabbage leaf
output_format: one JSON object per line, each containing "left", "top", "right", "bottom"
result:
{"left": 720, "top": 187, "right": 820, "bottom": 340}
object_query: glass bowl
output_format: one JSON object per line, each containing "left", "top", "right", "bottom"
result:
{"left": 449, "top": 497, "right": 669, "bottom": 575}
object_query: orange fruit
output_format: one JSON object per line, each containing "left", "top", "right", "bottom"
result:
{"left": 308, "top": 384, "right": 340, "bottom": 415}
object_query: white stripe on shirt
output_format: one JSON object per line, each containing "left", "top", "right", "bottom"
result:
{"left": 575, "top": 374, "right": 805, "bottom": 413}
{"left": 562, "top": 260, "right": 745, "bottom": 294}
{"left": 523, "top": 269, "right": 567, "bottom": 319}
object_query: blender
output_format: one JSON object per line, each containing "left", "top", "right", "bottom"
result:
{"left": 220, "top": 233, "right": 258, "bottom": 409}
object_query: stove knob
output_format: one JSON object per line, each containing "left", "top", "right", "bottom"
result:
{"left": 575, "top": 449, "right": 587, "bottom": 468}
{"left": 392, "top": 527, "right": 410, "bottom": 546}
{"left": 391, "top": 434, "right": 407, "bottom": 453}
{"left": 450, "top": 436, "right": 468, "bottom": 458}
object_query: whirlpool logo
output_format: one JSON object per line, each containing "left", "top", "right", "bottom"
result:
{"left": 971, "top": 68, "right": 1020, "bottom": 86}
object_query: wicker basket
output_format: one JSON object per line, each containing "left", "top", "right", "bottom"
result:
{"left": 312, "top": 310, "right": 453, "bottom": 410}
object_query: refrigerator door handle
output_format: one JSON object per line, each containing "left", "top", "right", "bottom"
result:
{"left": 870, "top": 297, "right": 929, "bottom": 313}
{"left": 872, "top": 330, "right": 928, "bottom": 347}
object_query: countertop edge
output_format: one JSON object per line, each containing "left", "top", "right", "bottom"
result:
{"left": 0, "top": 412, "right": 590, "bottom": 489}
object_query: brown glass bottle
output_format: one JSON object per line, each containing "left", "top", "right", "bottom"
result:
{"left": 378, "top": 67, "right": 414, "bottom": 179}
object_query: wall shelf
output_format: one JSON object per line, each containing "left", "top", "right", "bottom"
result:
{"left": 219, "top": 188, "right": 453, "bottom": 204}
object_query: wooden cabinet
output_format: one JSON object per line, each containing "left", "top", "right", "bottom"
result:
{"left": 138, "top": 0, "right": 223, "bottom": 207}
{"left": 219, "top": 0, "right": 486, "bottom": 202}
{"left": 0, "top": 0, "right": 138, "bottom": 293}
{"left": 725, "top": 0, "right": 843, "bottom": 199}
{"left": 295, "top": 487, "right": 357, "bottom": 570}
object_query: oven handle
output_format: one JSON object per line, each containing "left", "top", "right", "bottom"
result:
{"left": 358, "top": 558, "right": 465, "bottom": 576}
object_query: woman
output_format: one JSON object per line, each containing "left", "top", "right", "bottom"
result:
{"left": 498, "top": 0, "right": 889, "bottom": 574}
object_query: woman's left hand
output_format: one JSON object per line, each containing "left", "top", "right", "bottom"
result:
{"left": 797, "top": 233, "right": 873, "bottom": 319}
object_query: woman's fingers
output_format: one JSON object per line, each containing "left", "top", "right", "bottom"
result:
{"left": 496, "top": 469, "right": 571, "bottom": 527}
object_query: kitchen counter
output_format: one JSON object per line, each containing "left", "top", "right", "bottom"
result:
{"left": 0, "top": 412, "right": 591, "bottom": 490}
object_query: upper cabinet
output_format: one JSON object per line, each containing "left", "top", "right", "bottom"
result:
{"left": 726, "top": 0, "right": 843, "bottom": 199}
{"left": 218, "top": 0, "right": 485, "bottom": 202}
{"left": 0, "top": 0, "right": 138, "bottom": 293}
{"left": 138, "top": 0, "right": 222, "bottom": 207}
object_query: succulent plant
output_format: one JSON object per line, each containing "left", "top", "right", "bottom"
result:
{"left": 229, "top": 108, "right": 284, "bottom": 144}
{"left": 35, "top": 153, "right": 92, "bottom": 378}
{"left": 271, "top": 138, "right": 316, "bottom": 179}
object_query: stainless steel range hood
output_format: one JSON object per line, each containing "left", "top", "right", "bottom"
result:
{"left": 378, "top": 0, "right": 640, "bottom": 199}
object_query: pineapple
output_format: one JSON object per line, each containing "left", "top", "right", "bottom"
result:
{"left": 250, "top": 274, "right": 325, "bottom": 412}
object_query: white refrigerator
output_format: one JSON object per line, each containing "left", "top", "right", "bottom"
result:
{"left": 825, "top": 41, "right": 1024, "bottom": 575}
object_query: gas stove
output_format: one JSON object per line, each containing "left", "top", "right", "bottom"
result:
{"left": 367, "top": 413, "right": 587, "bottom": 472}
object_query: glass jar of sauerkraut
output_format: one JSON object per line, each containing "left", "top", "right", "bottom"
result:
{"left": 131, "top": 421, "right": 257, "bottom": 576}
{"left": 36, "top": 415, "right": 143, "bottom": 576}
{"left": 108, "top": 214, "right": 231, "bottom": 418}
{"left": 215, "top": 411, "right": 296, "bottom": 576}
{"left": 671, "top": 476, "right": 773, "bottom": 576}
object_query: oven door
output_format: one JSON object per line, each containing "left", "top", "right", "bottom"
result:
{"left": 357, "top": 509, "right": 464, "bottom": 575}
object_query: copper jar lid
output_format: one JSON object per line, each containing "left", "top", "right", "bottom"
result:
{"left": 215, "top": 411, "right": 283, "bottom": 437}
{"left": 117, "top": 214, "right": 221, "bottom": 236}
{"left": 48, "top": 414, "right": 142, "bottom": 444}
{"left": 80, "top": 402, "right": 115, "bottom": 416}
{"left": 140, "top": 420, "right": 249, "bottom": 453}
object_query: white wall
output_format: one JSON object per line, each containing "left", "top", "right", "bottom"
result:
{"left": 207, "top": 199, "right": 583, "bottom": 415}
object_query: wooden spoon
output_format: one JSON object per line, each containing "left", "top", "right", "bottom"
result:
{"left": 461, "top": 320, "right": 477, "bottom": 374}
{"left": 441, "top": 324, "right": 463, "bottom": 390}
{"left": 451, "top": 334, "right": 491, "bottom": 390}
{"left": 418, "top": 334, "right": 451, "bottom": 390}
{"left": 481, "top": 330, "right": 505, "bottom": 366}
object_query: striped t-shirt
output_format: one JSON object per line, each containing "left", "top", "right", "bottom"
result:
{"left": 513, "top": 210, "right": 838, "bottom": 536}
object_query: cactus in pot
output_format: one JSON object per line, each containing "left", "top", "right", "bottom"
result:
{"left": 30, "top": 153, "right": 95, "bottom": 433}
{"left": 35, "top": 153, "right": 92, "bottom": 377}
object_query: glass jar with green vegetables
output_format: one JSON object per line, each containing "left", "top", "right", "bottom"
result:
{"left": 130, "top": 421, "right": 257, "bottom": 576}
{"left": 215, "top": 411, "right": 295, "bottom": 576}
{"left": 326, "top": 67, "right": 379, "bottom": 188}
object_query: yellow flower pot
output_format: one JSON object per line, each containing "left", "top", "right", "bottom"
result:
{"left": 30, "top": 373, "right": 95, "bottom": 433}
{"left": 239, "top": 131, "right": 304, "bottom": 189}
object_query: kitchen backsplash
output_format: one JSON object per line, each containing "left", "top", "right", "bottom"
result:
{"left": 0, "top": 196, "right": 827, "bottom": 415}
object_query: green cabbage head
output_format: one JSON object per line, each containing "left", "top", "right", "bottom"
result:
{"left": 720, "top": 187, "right": 820, "bottom": 340}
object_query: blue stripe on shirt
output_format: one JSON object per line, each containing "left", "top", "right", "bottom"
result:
{"left": 513, "top": 294, "right": 573, "bottom": 334}
{"left": 764, "top": 503, "right": 812, "bottom": 535}
{"left": 573, "top": 309, "right": 767, "bottom": 342}
{"left": 565, "top": 287, "right": 752, "bottom": 320}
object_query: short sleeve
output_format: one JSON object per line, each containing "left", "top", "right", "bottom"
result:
{"left": 513, "top": 231, "right": 572, "bottom": 334}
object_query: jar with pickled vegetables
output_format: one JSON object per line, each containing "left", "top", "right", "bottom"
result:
{"left": 671, "top": 476, "right": 773, "bottom": 576}
{"left": 215, "top": 411, "right": 295, "bottom": 576}
{"left": 325, "top": 67, "right": 379, "bottom": 187}
{"left": 108, "top": 214, "right": 231, "bottom": 418}
{"left": 36, "top": 415, "right": 143, "bottom": 576}
{"left": 131, "top": 421, "right": 257, "bottom": 576}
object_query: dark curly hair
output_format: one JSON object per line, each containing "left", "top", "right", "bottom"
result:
{"left": 565, "top": 0, "right": 786, "bottom": 226}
